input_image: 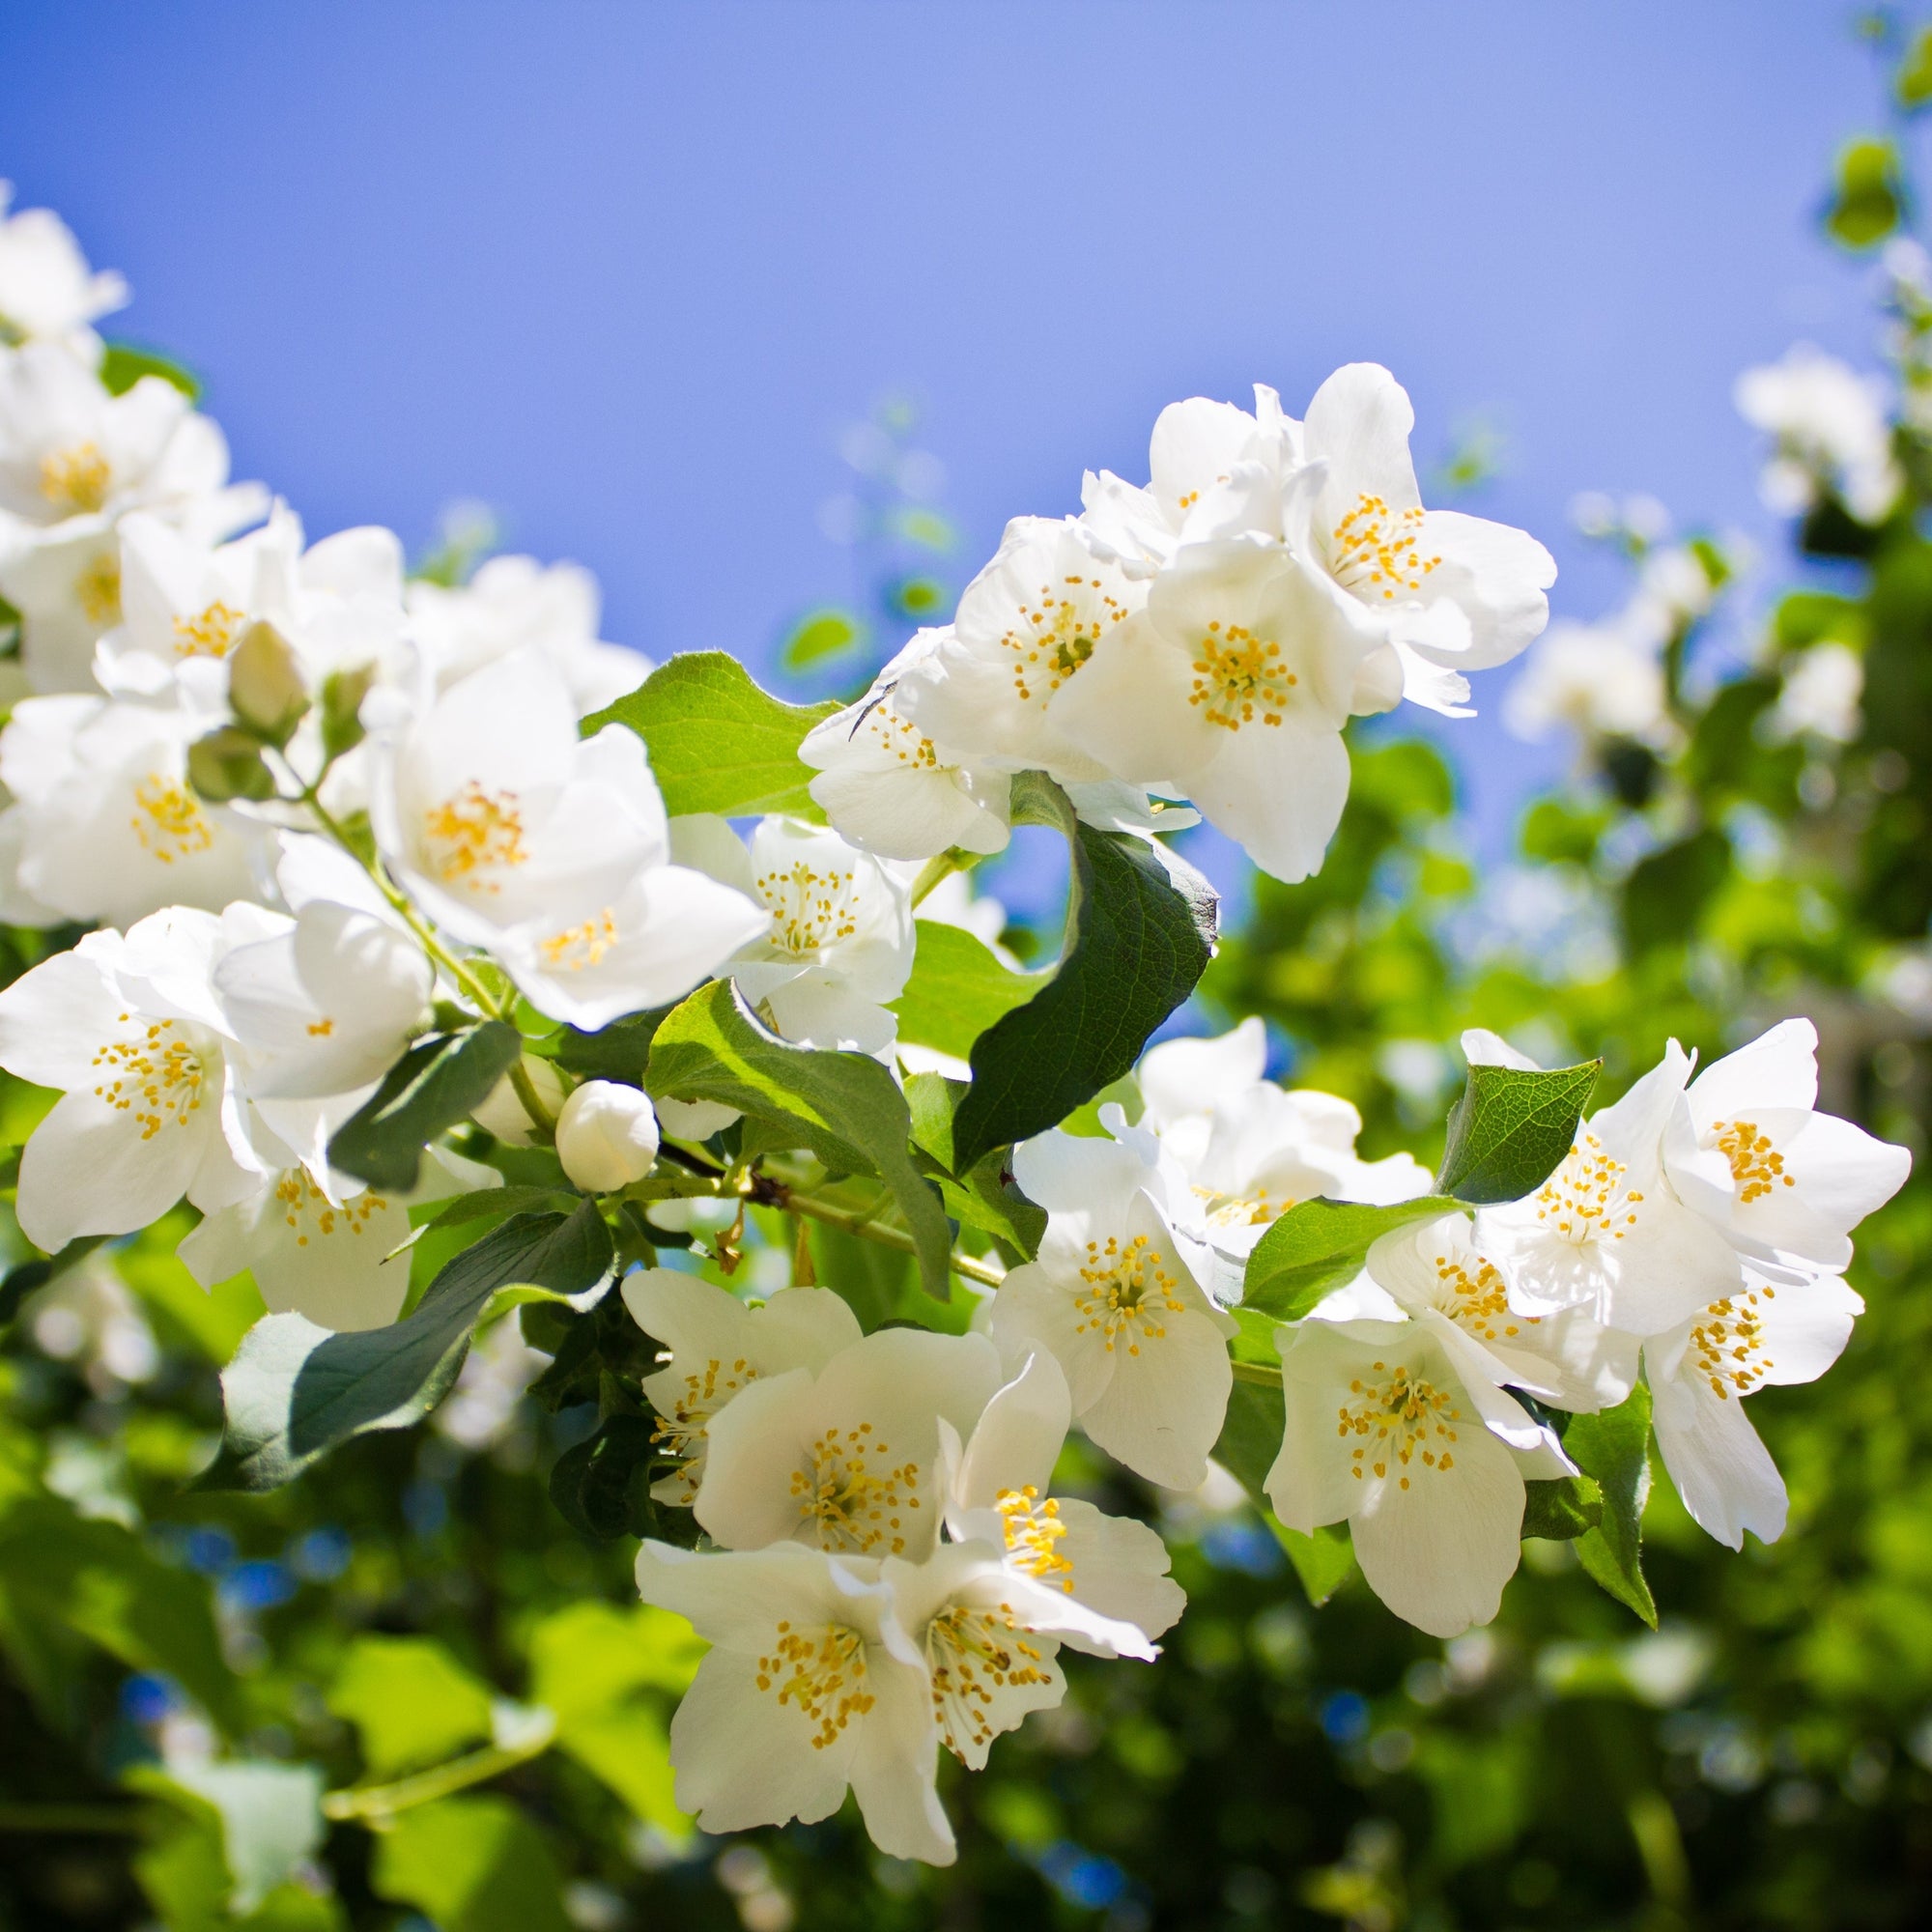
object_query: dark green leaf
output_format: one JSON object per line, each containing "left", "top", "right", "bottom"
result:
{"left": 1241, "top": 1196, "right": 1458, "bottom": 1320}
{"left": 1520, "top": 1475, "right": 1603, "bottom": 1541}
{"left": 1437, "top": 1058, "right": 1601, "bottom": 1205}
{"left": 582, "top": 651, "right": 838, "bottom": 817}
{"left": 1564, "top": 1384, "right": 1657, "bottom": 1627}
{"left": 549, "top": 1414, "right": 660, "bottom": 1539}
{"left": 891, "top": 921, "right": 1041, "bottom": 1062}
{"left": 554, "top": 1005, "right": 674, "bottom": 1085}
{"left": 99, "top": 339, "right": 201, "bottom": 400}
{"left": 329, "top": 1022, "right": 524, "bottom": 1191}
{"left": 905, "top": 1071, "right": 1044, "bottom": 1258}
{"left": 950, "top": 773, "right": 1216, "bottom": 1174}
{"left": 646, "top": 979, "right": 953, "bottom": 1297}
{"left": 1212, "top": 1378, "right": 1357, "bottom": 1606}
{"left": 201, "top": 1204, "right": 614, "bottom": 1491}
{"left": 1621, "top": 828, "right": 1732, "bottom": 958}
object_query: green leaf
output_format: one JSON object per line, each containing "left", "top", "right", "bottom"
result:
{"left": 582, "top": 651, "right": 838, "bottom": 817}
{"left": 891, "top": 920, "right": 1041, "bottom": 1061}
{"left": 370, "top": 1796, "right": 572, "bottom": 1932}
{"left": 1900, "top": 26, "right": 1932, "bottom": 106}
{"left": 328, "top": 1635, "right": 497, "bottom": 1778}
{"left": 1520, "top": 1475, "right": 1604, "bottom": 1542}
{"left": 1241, "top": 1196, "right": 1459, "bottom": 1321}
{"left": 646, "top": 979, "right": 953, "bottom": 1297}
{"left": 328, "top": 1022, "right": 524, "bottom": 1191}
{"left": 1274, "top": 1522, "right": 1356, "bottom": 1608}
{"left": 1564, "top": 1384, "right": 1657, "bottom": 1627}
{"left": 905, "top": 1071, "right": 1044, "bottom": 1258}
{"left": 549, "top": 1413, "right": 659, "bottom": 1539}
{"left": 553, "top": 1004, "right": 674, "bottom": 1084}
{"left": 949, "top": 773, "right": 1217, "bottom": 1175}
{"left": 1621, "top": 827, "right": 1732, "bottom": 958}
{"left": 780, "top": 605, "right": 864, "bottom": 670}
{"left": 1211, "top": 1378, "right": 1357, "bottom": 1607}
{"left": 1437, "top": 1058, "right": 1601, "bottom": 1206}
{"left": 99, "top": 339, "right": 201, "bottom": 401}
{"left": 1825, "top": 135, "right": 1907, "bottom": 248}
{"left": 202, "top": 1204, "right": 614, "bottom": 1491}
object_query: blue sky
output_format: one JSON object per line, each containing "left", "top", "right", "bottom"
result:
{"left": 0, "top": 1, "right": 1895, "bottom": 914}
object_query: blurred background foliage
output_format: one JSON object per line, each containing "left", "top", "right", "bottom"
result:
{"left": 9, "top": 21, "right": 1932, "bottom": 1932}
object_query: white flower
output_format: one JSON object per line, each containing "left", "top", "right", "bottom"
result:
{"left": 554, "top": 1080, "right": 660, "bottom": 1192}
{"left": 1768, "top": 642, "right": 1862, "bottom": 745}
{"left": 1502, "top": 618, "right": 1673, "bottom": 750}
{"left": 1267, "top": 1313, "right": 1571, "bottom": 1637}
{"left": 0, "top": 908, "right": 262, "bottom": 1250}
{"left": 989, "top": 1129, "right": 1234, "bottom": 1491}
{"left": 0, "top": 184, "right": 127, "bottom": 349}
{"left": 1469, "top": 1033, "right": 1746, "bottom": 1337}
{"left": 943, "top": 1349, "right": 1184, "bottom": 1646}
{"left": 406, "top": 554, "right": 646, "bottom": 717}
{"left": 694, "top": 1325, "right": 1003, "bottom": 1558}
{"left": 799, "top": 628, "right": 1013, "bottom": 861}
{"left": 1735, "top": 344, "right": 1902, "bottom": 525}
{"left": 178, "top": 1146, "right": 495, "bottom": 1333}
{"left": 0, "top": 696, "right": 276, "bottom": 927}
{"left": 633, "top": 1540, "right": 952, "bottom": 1861}
{"left": 0, "top": 343, "right": 264, "bottom": 692}
{"left": 1049, "top": 537, "right": 1376, "bottom": 883}
{"left": 1661, "top": 1018, "right": 1911, "bottom": 1282}
{"left": 1136, "top": 1017, "right": 1270, "bottom": 1138}
{"left": 676, "top": 813, "right": 915, "bottom": 1057}
{"left": 1644, "top": 1271, "right": 1865, "bottom": 1548}
{"left": 624, "top": 1267, "right": 865, "bottom": 1504}
{"left": 1363, "top": 1210, "right": 1639, "bottom": 1412}
{"left": 369, "top": 650, "right": 765, "bottom": 1027}
{"left": 892, "top": 517, "right": 1144, "bottom": 784}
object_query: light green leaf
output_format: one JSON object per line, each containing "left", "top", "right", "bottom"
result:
{"left": 1436, "top": 1059, "right": 1601, "bottom": 1205}
{"left": 905, "top": 1072, "right": 1044, "bottom": 1258}
{"left": 201, "top": 1204, "right": 614, "bottom": 1491}
{"left": 646, "top": 979, "right": 953, "bottom": 1297}
{"left": 582, "top": 650, "right": 838, "bottom": 817}
{"left": 1565, "top": 1384, "right": 1657, "bottom": 1627}
{"left": 328, "top": 1021, "right": 524, "bottom": 1192}
{"left": 99, "top": 339, "right": 202, "bottom": 401}
{"left": 949, "top": 773, "right": 1217, "bottom": 1175}
{"left": 328, "top": 1635, "right": 497, "bottom": 1778}
{"left": 781, "top": 605, "right": 864, "bottom": 669}
{"left": 891, "top": 920, "right": 1041, "bottom": 1062}
{"left": 1825, "top": 135, "right": 1907, "bottom": 249}
{"left": 1520, "top": 1475, "right": 1603, "bottom": 1541}
{"left": 1900, "top": 26, "right": 1932, "bottom": 107}
{"left": 146, "top": 1761, "right": 327, "bottom": 1915}
{"left": 1241, "top": 1196, "right": 1459, "bottom": 1320}
{"left": 370, "top": 1796, "right": 572, "bottom": 1932}
{"left": 1274, "top": 1522, "right": 1356, "bottom": 1608}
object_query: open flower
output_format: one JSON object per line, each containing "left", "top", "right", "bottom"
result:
{"left": 800, "top": 628, "right": 1013, "bottom": 861}
{"left": 1644, "top": 1270, "right": 1865, "bottom": 1548}
{"left": 695, "top": 1326, "right": 1003, "bottom": 1558}
{"left": 1267, "top": 1313, "right": 1571, "bottom": 1637}
{"left": 624, "top": 1268, "right": 865, "bottom": 1504}
{"left": 989, "top": 1129, "right": 1234, "bottom": 1491}
{"left": 1661, "top": 1018, "right": 1911, "bottom": 1283}
{"left": 0, "top": 183, "right": 127, "bottom": 349}
{"left": 1735, "top": 343, "right": 1902, "bottom": 526}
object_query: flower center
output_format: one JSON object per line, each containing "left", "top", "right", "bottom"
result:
{"left": 539, "top": 908, "right": 619, "bottom": 972}
{"left": 173, "top": 599, "right": 245, "bottom": 660}
{"left": 1073, "top": 1232, "right": 1186, "bottom": 1357}
{"left": 130, "top": 775, "right": 215, "bottom": 863}
{"left": 1689, "top": 1285, "right": 1776, "bottom": 1399}
{"left": 996, "top": 1485, "right": 1073, "bottom": 1593}
{"left": 1709, "top": 1119, "right": 1796, "bottom": 1205}
{"left": 423, "top": 781, "right": 528, "bottom": 888}
{"left": 76, "top": 551, "right": 121, "bottom": 626}
{"left": 1329, "top": 494, "right": 1441, "bottom": 603}
{"left": 1432, "top": 1250, "right": 1531, "bottom": 1344}
{"left": 40, "top": 440, "right": 110, "bottom": 515}
{"left": 926, "top": 1602, "right": 1052, "bottom": 1760}
{"left": 1337, "top": 1360, "right": 1463, "bottom": 1491}
{"left": 1193, "top": 1181, "right": 1288, "bottom": 1233}
{"left": 1535, "top": 1132, "right": 1643, "bottom": 1246}
{"left": 757, "top": 861, "right": 860, "bottom": 956}
{"left": 648, "top": 1354, "right": 756, "bottom": 1500}
{"left": 756, "top": 1621, "right": 873, "bottom": 1750}
{"left": 1187, "top": 619, "right": 1297, "bottom": 730}
{"left": 273, "top": 1170, "right": 387, "bottom": 1247}
{"left": 858, "top": 701, "right": 940, "bottom": 770}
{"left": 1004, "top": 574, "right": 1126, "bottom": 704}
{"left": 789, "top": 1422, "right": 921, "bottom": 1555}
{"left": 91, "top": 1017, "right": 207, "bottom": 1140}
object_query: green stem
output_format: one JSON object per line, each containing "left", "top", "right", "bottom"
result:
{"left": 0, "top": 1802, "right": 141, "bottom": 1834}
{"left": 322, "top": 1729, "right": 554, "bottom": 1824}
{"left": 909, "top": 851, "right": 964, "bottom": 909}
{"left": 784, "top": 1188, "right": 1006, "bottom": 1289}
{"left": 1231, "top": 1357, "right": 1280, "bottom": 1388}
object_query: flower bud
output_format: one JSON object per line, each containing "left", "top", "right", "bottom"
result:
{"left": 555, "top": 1080, "right": 662, "bottom": 1192}
{"left": 227, "top": 618, "right": 310, "bottom": 747}
{"left": 320, "top": 661, "right": 377, "bottom": 761}
{"left": 186, "top": 724, "right": 276, "bottom": 802}
{"left": 653, "top": 1095, "right": 742, "bottom": 1142}
{"left": 472, "top": 1053, "right": 567, "bottom": 1147}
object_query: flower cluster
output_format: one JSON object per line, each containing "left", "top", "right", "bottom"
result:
{"left": 0, "top": 187, "right": 1913, "bottom": 1871}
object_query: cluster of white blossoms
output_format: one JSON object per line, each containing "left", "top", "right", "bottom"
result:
{"left": 0, "top": 191, "right": 1914, "bottom": 1868}
{"left": 1734, "top": 342, "right": 1903, "bottom": 527}
{"left": 804, "top": 366, "right": 1557, "bottom": 882}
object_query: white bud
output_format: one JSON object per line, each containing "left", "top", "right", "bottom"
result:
{"left": 653, "top": 1095, "right": 741, "bottom": 1142}
{"left": 555, "top": 1080, "right": 661, "bottom": 1192}
{"left": 472, "top": 1054, "right": 567, "bottom": 1147}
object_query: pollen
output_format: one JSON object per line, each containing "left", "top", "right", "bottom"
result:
{"left": 1192, "top": 1180, "right": 1289, "bottom": 1232}
{"left": 1433, "top": 1250, "right": 1530, "bottom": 1343}
{"left": 1329, "top": 494, "right": 1441, "bottom": 602}
{"left": 130, "top": 775, "right": 215, "bottom": 864}
{"left": 75, "top": 551, "right": 122, "bottom": 626}
{"left": 648, "top": 1354, "right": 756, "bottom": 1501}
{"left": 540, "top": 907, "right": 620, "bottom": 972}
{"left": 91, "top": 1019, "right": 207, "bottom": 1141}
{"left": 1711, "top": 1119, "right": 1796, "bottom": 1205}
{"left": 272, "top": 1169, "right": 387, "bottom": 1247}
{"left": 40, "top": 440, "right": 111, "bottom": 516}
{"left": 789, "top": 1423, "right": 922, "bottom": 1555}
{"left": 1690, "top": 1285, "right": 1776, "bottom": 1400}
{"left": 423, "top": 781, "right": 528, "bottom": 887}
{"left": 1336, "top": 1362, "right": 1463, "bottom": 1483}
{"left": 1073, "top": 1232, "right": 1186, "bottom": 1357}
{"left": 172, "top": 599, "right": 245, "bottom": 660}
{"left": 757, "top": 861, "right": 861, "bottom": 956}
{"left": 996, "top": 1485, "right": 1074, "bottom": 1593}
{"left": 1188, "top": 619, "right": 1296, "bottom": 729}
{"left": 756, "top": 1622, "right": 874, "bottom": 1749}
{"left": 928, "top": 1601, "right": 1052, "bottom": 1759}
{"left": 1001, "top": 575, "right": 1127, "bottom": 703}
{"left": 1535, "top": 1131, "right": 1641, "bottom": 1244}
